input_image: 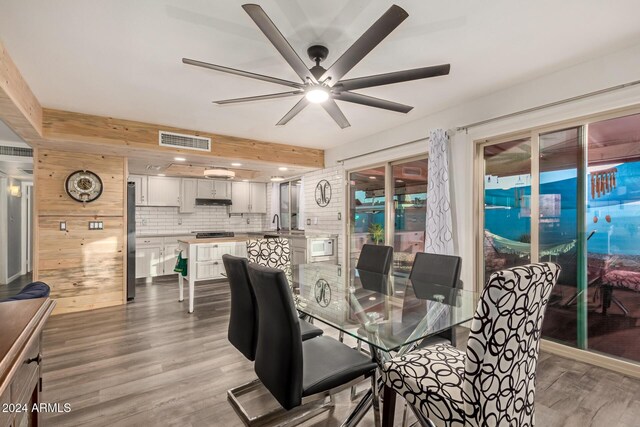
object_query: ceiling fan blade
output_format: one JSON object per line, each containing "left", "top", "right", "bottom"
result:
{"left": 336, "top": 64, "right": 450, "bottom": 91}
{"left": 242, "top": 4, "right": 317, "bottom": 84}
{"left": 333, "top": 91, "right": 412, "bottom": 113}
{"left": 214, "top": 91, "right": 303, "bottom": 105}
{"left": 276, "top": 97, "right": 309, "bottom": 125}
{"left": 182, "top": 58, "right": 303, "bottom": 89}
{"left": 321, "top": 99, "right": 351, "bottom": 129}
{"left": 320, "top": 4, "right": 408, "bottom": 85}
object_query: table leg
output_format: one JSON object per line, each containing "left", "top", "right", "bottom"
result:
{"left": 382, "top": 385, "right": 397, "bottom": 427}
{"left": 178, "top": 275, "right": 184, "bottom": 302}
{"left": 188, "top": 277, "right": 194, "bottom": 313}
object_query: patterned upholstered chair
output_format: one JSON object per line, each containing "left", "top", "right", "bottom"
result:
{"left": 246, "top": 237, "right": 292, "bottom": 283}
{"left": 381, "top": 262, "right": 561, "bottom": 427}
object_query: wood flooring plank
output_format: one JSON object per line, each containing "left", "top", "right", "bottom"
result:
{"left": 37, "top": 275, "right": 640, "bottom": 426}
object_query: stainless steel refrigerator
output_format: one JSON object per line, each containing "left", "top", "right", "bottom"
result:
{"left": 127, "top": 181, "right": 136, "bottom": 301}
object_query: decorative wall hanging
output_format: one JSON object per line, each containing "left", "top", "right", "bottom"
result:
{"left": 591, "top": 167, "right": 617, "bottom": 199}
{"left": 65, "top": 170, "right": 103, "bottom": 203}
{"left": 315, "top": 179, "right": 332, "bottom": 207}
{"left": 314, "top": 278, "right": 331, "bottom": 307}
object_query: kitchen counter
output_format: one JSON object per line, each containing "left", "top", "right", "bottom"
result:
{"left": 178, "top": 236, "right": 251, "bottom": 244}
{"left": 137, "top": 232, "right": 194, "bottom": 238}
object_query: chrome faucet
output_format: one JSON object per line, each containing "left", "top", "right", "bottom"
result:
{"left": 272, "top": 214, "right": 281, "bottom": 232}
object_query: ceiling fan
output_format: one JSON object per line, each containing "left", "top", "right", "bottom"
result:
{"left": 182, "top": 4, "right": 450, "bottom": 129}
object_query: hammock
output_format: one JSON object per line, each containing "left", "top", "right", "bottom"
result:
{"left": 485, "top": 231, "right": 576, "bottom": 258}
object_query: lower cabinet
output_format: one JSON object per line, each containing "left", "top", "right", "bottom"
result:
{"left": 193, "top": 242, "right": 247, "bottom": 280}
{"left": 136, "top": 236, "right": 190, "bottom": 279}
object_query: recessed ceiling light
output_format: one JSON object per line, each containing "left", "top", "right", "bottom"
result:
{"left": 242, "top": 179, "right": 249, "bottom": 182}
{"left": 270, "top": 176, "right": 285, "bottom": 182}
{"left": 368, "top": 296, "right": 377, "bottom": 301}
{"left": 396, "top": 179, "right": 404, "bottom": 183}
{"left": 369, "top": 176, "right": 376, "bottom": 180}
{"left": 278, "top": 167, "right": 288, "bottom": 171}
{"left": 174, "top": 157, "right": 186, "bottom": 162}
{"left": 231, "top": 162, "right": 242, "bottom": 167}
{"left": 305, "top": 87, "right": 329, "bottom": 104}
{"left": 158, "top": 174, "right": 166, "bottom": 177}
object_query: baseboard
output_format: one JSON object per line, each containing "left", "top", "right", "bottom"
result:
{"left": 6, "top": 272, "right": 22, "bottom": 284}
{"left": 540, "top": 339, "right": 640, "bottom": 379}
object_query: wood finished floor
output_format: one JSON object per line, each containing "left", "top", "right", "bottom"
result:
{"left": 31, "top": 275, "right": 640, "bottom": 426}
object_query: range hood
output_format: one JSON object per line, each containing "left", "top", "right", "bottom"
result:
{"left": 195, "top": 198, "right": 232, "bottom": 206}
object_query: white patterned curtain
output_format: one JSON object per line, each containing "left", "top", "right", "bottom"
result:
{"left": 425, "top": 129, "right": 454, "bottom": 255}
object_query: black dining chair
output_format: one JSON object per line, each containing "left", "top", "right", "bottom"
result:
{"left": 222, "top": 255, "right": 324, "bottom": 425}
{"left": 409, "top": 252, "right": 462, "bottom": 348}
{"left": 246, "top": 263, "right": 378, "bottom": 423}
{"left": 357, "top": 244, "right": 394, "bottom": 275}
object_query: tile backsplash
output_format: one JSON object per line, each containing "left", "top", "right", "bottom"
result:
{"left": 135, "top": 206, "right": 267, "bottom": 235}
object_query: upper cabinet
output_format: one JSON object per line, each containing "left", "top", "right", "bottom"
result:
{"left": 129, "top": 175, "right": 148, "bottom": 206}
{"left": 250, "top": 183, "right": 267, "bottom": 213}
{"left": 180, "top": 179, "right": 197, "bottom": 213}
{"left": 196, "top": 180, "right": 231, "bottom": 199}
{"left": 147, "top": 176, "right": 180, "bottom": 207}
{"left": 230, "top": 182, "right": 266, "bottom": 213}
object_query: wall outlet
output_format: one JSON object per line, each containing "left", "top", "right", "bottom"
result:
{"left": 177, "top": 218, "right": 183, "bottom": 225}
{"left": 247, "top": 218, "right": 250, "bottom": 224}
{"left": 88, "top": 221, "right": 103, "bottom": 230}
{"left": 59, "top": 221, "right": 66, "bottom": 231}
{"left": 306, "top": 219, "right": 311, "bottom": 226}
{"left": 337, "top": 212, "right": 342, "bottom": 220}
{"left": 313, "top": 217, "right": 318, "bottom": 225}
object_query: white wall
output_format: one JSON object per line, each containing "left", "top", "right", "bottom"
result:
{"left": 325, "top": 42, "right": 640, "bottom": 290}
{"left": 302, "top": 165, "right": 346, "bottom": 262}
{"left": 135, "top": 206, "right": 267, "bottom": 235}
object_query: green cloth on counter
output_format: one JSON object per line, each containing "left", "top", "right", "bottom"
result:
{"left": 174, "top": 252, "right": 187, "bottom": 277}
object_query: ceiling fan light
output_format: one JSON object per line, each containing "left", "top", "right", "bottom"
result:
{"left": 270, "top": 176, "right": 285, "bottom": 182}
{"left": 204, "top": 167, "right": 235, "bottom": 180}
{"left": 305, "top": 87, "right": 329, "bottom": 103}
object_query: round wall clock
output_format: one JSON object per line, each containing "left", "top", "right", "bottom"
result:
{"left": 65, "top": 170, "right": 103, "bottom": 203}
{"left": 315, "top": 179, "right": 332, "bottom": 207}
{"left": 314, "top": 279, "right": 331, "bottom": 307}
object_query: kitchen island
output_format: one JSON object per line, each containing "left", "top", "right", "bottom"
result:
{"left": 177, "top": 236, "right": 248, "bottom": 313}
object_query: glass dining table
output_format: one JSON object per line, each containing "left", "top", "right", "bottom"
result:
{"left": 290, "top": 263, "right": 479, "bottom": 427}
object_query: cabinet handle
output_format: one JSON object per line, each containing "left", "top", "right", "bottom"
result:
{"left": 26, "top": 354, "right": 42, "bottom": 365}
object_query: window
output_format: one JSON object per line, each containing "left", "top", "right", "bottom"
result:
{"left": 477, "top": 109, "right": 640, "bottom": 365}
{"left": 279, "top": 178, "right": 302, "bottom": 231}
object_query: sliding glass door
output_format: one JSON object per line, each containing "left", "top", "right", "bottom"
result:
{"left": 348, "top": 157, "right": 429, "bottom": 273}
{"left": 349, "top": 166, "right": 386, "bottom": 270}
{"left": 479, "top": 110, "right": 640, "bottom": 365}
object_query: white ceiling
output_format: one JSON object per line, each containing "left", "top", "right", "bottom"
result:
{"left": 1, "top": 0, "right": 639, "bottom": 150}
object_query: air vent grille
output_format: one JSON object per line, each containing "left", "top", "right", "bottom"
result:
{"left": 159, "top": 131, "right": 211, "bottom": 152}
{"left": 0, "top": 146, "right": 33, "bottom": 157}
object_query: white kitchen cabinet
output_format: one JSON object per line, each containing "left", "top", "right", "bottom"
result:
{"left": 215, "top": 181, "right": 231, "bottom": 199}
{"left": 230, "top": 182, "right": 266, "bottom": 213}
{"left": 129, "top": 175, "right": 148, "bottom": 206}
{"left": 197, "top": 180, "right": 215, "bottom": 199}
{"left": 230, "top": 182, "right": 250, "bottom": 213}
{"left": 147, "top": 176, "right": 180, "bottom": 206}
{"left": 136, "top": 245, "right": 162, "bottom": 278}
{"left": 162, "top": 242, "right": 180, "bottom": 276}
{"left": 250, "top": 183, "right": 267, "bottom": 213}
{"left": 197, "top": 179, "right": 231, "bottom": 199}
{"left": 180, "top": 178, "right": 197, "bottom": 213}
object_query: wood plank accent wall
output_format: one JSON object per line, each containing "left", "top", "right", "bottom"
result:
{"left": 0, "top": 41, "right": 42, "bottom": 141}
{"left": 42, "top": 109, "right": 324, "bottom": 168}
{"left": 34, "top": 149, "right": 127, "bottom": 314}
